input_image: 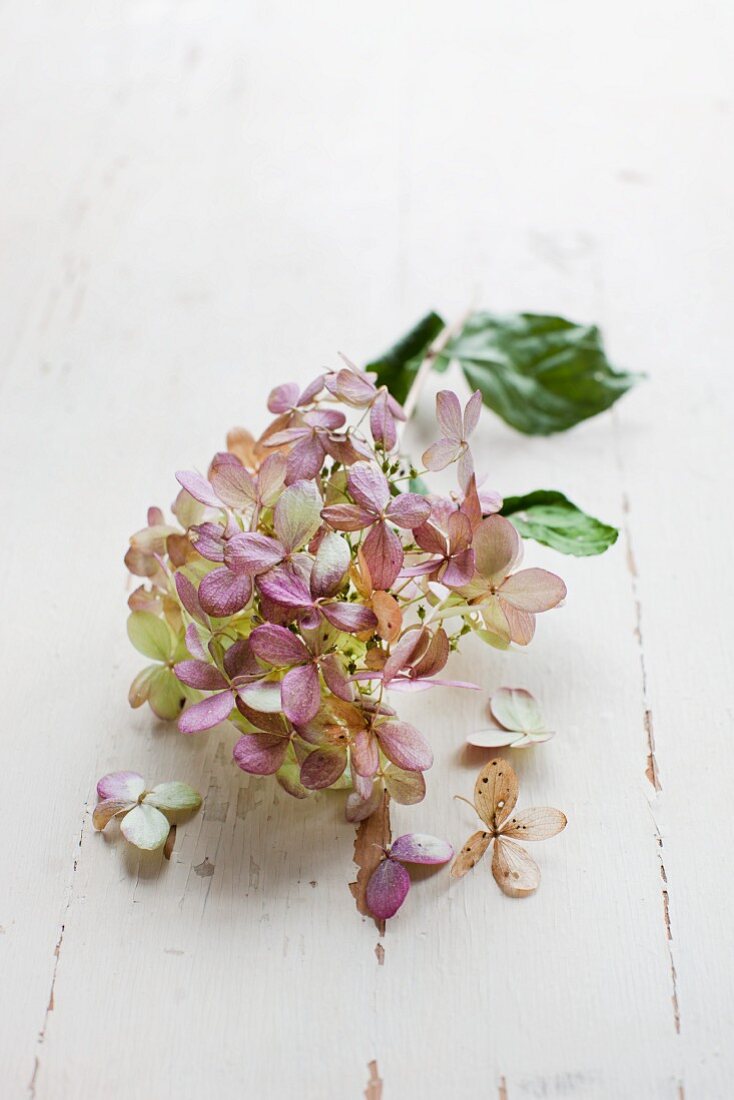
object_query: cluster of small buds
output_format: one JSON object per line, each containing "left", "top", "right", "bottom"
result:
{"left": 125, "top": 360, "right": 567, "bottom": 819}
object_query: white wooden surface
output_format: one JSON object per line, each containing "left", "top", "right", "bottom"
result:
{"left": 2, "top": 3, "right": 733, "bottom": 1097}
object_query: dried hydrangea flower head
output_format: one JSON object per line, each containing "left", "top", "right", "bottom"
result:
{"left": 451, "top": 758, "right": 566, "bottom": 896}
{"left": 467, "top": 688, "right": 555, "bottom": 749}
{"left": 123, "top": 365, "right": 567, "bottom": 820}
{"left": 93, "top": 772, "right": 202, "bottom": 851}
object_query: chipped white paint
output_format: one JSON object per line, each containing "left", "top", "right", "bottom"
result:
{"left": 1, "top": 2, "right": 732, "bottom": 1097}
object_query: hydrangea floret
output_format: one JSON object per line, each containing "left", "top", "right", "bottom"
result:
{"left": 124, "top": 367, "right": 567, "bottom": 821}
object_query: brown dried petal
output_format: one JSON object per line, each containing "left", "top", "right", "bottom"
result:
{"left": 491, "top": 836, "right": 541, "bottom": 897}
{"left": 450, "top": 830, "right": 491, "bottom": 879}
{"left": 474, "top": 757, "right": 519, "bottom": 830}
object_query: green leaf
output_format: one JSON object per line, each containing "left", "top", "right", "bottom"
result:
{"left": 366, "top": 312, "right": 445, "bottom": 405}
{"left": 446, "top": 311, "right": 641, "bottom": 434}
{"left": 500, "top": 490, "right": 618, "bottom": 556}
{"left": 127, "top": 611, "right": 173, "bottom": 662}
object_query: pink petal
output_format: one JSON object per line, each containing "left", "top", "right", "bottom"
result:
{"left": 386, "top": 494, "right": 432, "bottom": 530}
{"left": 347, "top": 462, "right": 390, "bottom": 513}
{"left": 447, "top": 510, "right": 473, "bottom": 552}
{"left": 209, "top": 460, "right": 256, "bottom": 511}
{"left": 321, "top": 601, "right": 378, "bottom": 633}
{"left": 273, "top": 480, "right": 323, "bottom": 551}
{"left": 300, "top": 747, "right": 347, "bottom": 790}
{"left": 233, "top": 733, "right": 289, "bottom": 775}
{"left": 499, "top": 568, "right": 567, "bottom": 612}
{"left": 257, "top": 565, "right": 314, "bottom": 609}
{"left": 256, "top": 453, "right": 287, "bottom": 505}
{"left": 178, "top": 690, "right": 234, "bottom": 733}
{"left": 175, "top": 470, "right": 221, "bottom": 508}
{"left": 435, "top": 390, "right": 463, "bottom": 441}
{"left": 96, "top": 771, "right": 145, "bottom": 802}
{"left": 366, "top": 858, "right": 411, "bottom": 920}
{"left": 479, "top": 488, "right": 503, "bottom": 515}
{"left": 310, "top": 532, "right": 350, "bottom": 598}
{"left": 390, "top": 833, "right": 454, "bottom": 865}
{"left": 174, "top": 572, "right": 206, "bottom": 621}
{"left": 442, "top": 548, "right": 475, "bottom": 587}
{"left": 225, "top": 532, "right": 284, "bottom": 575}
{"left": 462, "top": 390, "right": 482, "bottom": 437}
{"left": 362, "top": 522, "right": 403, "bottom": 590}
{"left": 370, "top": 389, "right": 397, "bottom": 450}
{"left": 297, "top": 374, "right": 325, "bottom": 405}
{"left": 190, "top": 522, "right": 226, "bottom": 562}
{"left": 185, "top": 623, "right": 207, "bottom": 660}
{"left": 473, "top": 515, "right": 522, "bottom": 583}
{"left": 320, "top": 503, "right": 375, "bottom": 532}
{"left": 346, "top": 782, "right": 383, "bottom": 823}
{"left": 351, "top": 728, "right": 379, "bottom": 778}
{"left": 281, "top": 663, "right": 321, "bottom": 725}
{"left": 198, "top": 568, "right": 252, "bottom": 616}
{"left": 285, "top": 433, "right": 325, "bottom": 484}
{"left": 411, "top": 627, "right": 449, "bottom": 678}
{"left": 267, "top": 382, "right": 299, "bottom": 413}
{"left": 375, "top": 720, "right": 433, "bottom": 772}
{"left": 457, "top": 448, "right": 475, "bottom": 492}
{"left": 422, "top": 438, "right": 463, "bottom": 472}
{"left": 501, "top": 602, "right": 537, "bottom": 646}
{"left": 320, "top": 653, "right": 354, "bottom": 701}
{"left": 174, "top": 659, "right": 228, "bottom": 691}
{"left": 332, "top": 368, "right": 376, "bottom": 406}
{"left": 266, "top": 426, "right": 312, "bottom": 447}
{"left": 414, "top": 520, "right": 449, "bottom": 555}
{"left": 249, "top": 623, "right": 309, "bottom": 666}
{"left": 223, "top": 637, "right": 259, "bottom": 679}
{"left": 305, "top": 408, "right": 346, "bottom": 431}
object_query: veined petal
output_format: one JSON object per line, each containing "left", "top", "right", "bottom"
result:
{"left": 462, "top": 389, "right": 482, "bottom": 437}
{"left": 375, "top": 720, "right": 433, "bottom": 772}
{"left": 435, "top": 390, "right": 463, "bottom": 441}
{"left": 257, "top": 565, "right": 314, "bottom": 609}
{"left": 300, "top": 747, "right": 347, "bottom": 790}
{"left": 370, "top": 389, "right": 398, "bottom": 450}
{"left": 347, "top": 463, "right": 390, "bottom": 513}
{"left": 267, "top": 382, "right": 300, "bottom": 413}
{"left": 450, "top": 830, "right": 492, "bottom": 879}
{"left": 209, "top": 460, "right": 256, "bottom": 510}
{"left": 501, "top": 603, "right": 537, "bottom": 646}
{"left": 411, "top": 627, "right": 449, "bottom": 678}
{"left": 178, "top": 690, "right": 233, "bottom": 733}
{"left": 93, "top": 798, "right": 132, "bottom": 830}
{"left": 442, "top": 549, "right": 475, "bottom": 588}
{"left": 257, "top": 452, "right": 287, "bottom": 506}
{"left": 351, "top": 728, "right": 379, "bottom": 778}
{"left": 174, "top": 573, "right": 206, "bottom": 622}
{"left": 198, "top": 568, "right": 252, "bottom": 616}
{"left": 233, "top": 733, "right": 289, "bottom": 775}
{"left": 281, "top": 663, "right": 321, "bottom": 725}
{"left": 366, "top": 858, "right": 411, "bottom": 920}
{"left": 390, "top": 833, "right": 453, "bottom": 865}
{"left": 499, "top": 568, "right": 567, "bottom": 612}
{"left": 190, "top": 522, "right": 226, "bottom": 562}
{"left": 457, "top": 448, "right": 475, "bottom": 492}
{"left": 414, "top": 520, "right": 448, "bottom": 556}
{"left": 274, "top": 479, "right": 323, "bottom": 551}
{"left": 249, "top": 623, "right": 309, "bottom": 666}
{"left": 473, "top": 515, "right": 522, "bottom": 583}
{"left": 175, "top": 470, "right": 221, "bottom": 508}
{"left": 320, "top": 503, "right": 375, "bottom": 531}
{"left": 285, "top": 433, "right": 325, "bottom": 484}
{"left": 320, "top": 653, "right": 354, "bottom": 701}
{"left": 422, "top": 438, "right": 463, "bottom": 472}
{"left": 120, "top": 803, "right": 171, "bottom": 851}
{"left": 502, "top": 807, "right": 567, "bottom": 841}
{"left": 383, "top": 765, "right": 426, "bottom": 805}
{"left": 332, "top": 367, "right": 376, "bottom": 406}
{"left": 97, "top": 771, "right": 145, "bottom": 802}
{"left": 225, "top": 532, "right": 283, "bottom": 575}
{"left": 145, "top": 782, "right": 202, "bottom": 813}
{"left": 173, "top": 659, "right": 227, "bottom": 691}
{"left": 480, "top": 596, "right": 512, "bottom": 645}
{"left": 362, "top": 522, "right": 403, "bottom": 590}
{"left": 474, "top": 757, "right": 518, "bottom": 830}
{"left": 321, "top": 601, "right": 378, "bottom": 633}
{"left": 184, "top": 622, "right": 208, "bottom": 661}
{"left": 310, "top": 532, "right": 350, "bottom": 598}
{"left": 492, "top": 836, "right": 541, "bottom": 897}
{"left": 490, "top": 687, "right": 546, "bottom": 734}
{"left": 386, "top": 493, "right": 432, "bottom": 530}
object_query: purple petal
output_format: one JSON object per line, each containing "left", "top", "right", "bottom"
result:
{"left": 174, "top": 572, "right": 206, "bottom": 621}
{"left": 351, "top": 728, "right": 379, "bottom": 778}
{"left": 225, "top": 533, "right": 283, "bottom": 576}
{"left": 209, "top": 461, "right": 256, "bottom": 510}
{"left": 375, "top": 720, "right": 433, "bottom": 772}
{"left": 390, "top": 833, "right": 454, "bottom": 865}
{"left": 297, "top": 374, "right": 325, "bottom": 405}
{"left": 233, "top": 733, "right": 289, "bottom": 775}
{"left": 281, "top": 663, "right": 321, "bottom": 725}
{"left": 178, "top": 690, "right": 234, "bottom": 733}
{"left": 422, "top": 438, "right": 463, "bottom": 472}
{"left": 320, "top": 503, "right": 375, "bottom": 532}
{"left": 305, "top": 408, "right": 346, "bottom": 431}
{"left": 175, "top": 470, "right": 222, "bottom": 508}
{"left": 347, "top": 463, "right": 390, "bottom": 513}
{"left": 478, "top": 488, "right": 503, "bottom": 515}
{"left": 285, "top": 433, "right": 325, "bottom": 483}
{"left": 190, "top": 522, "right": 226, "bottom": 562}
{"left": 250, "top": 623, "right": 309, "bottom": 666}
{"left": 435, "top": 390, "right": 463, "bottom": 441}
{"left": 414, "top": 519, "right": 449, "bottom": 555}
{"left": 185, "top": 622, "right": 207, "bottom": 660}
{"left": 362, "top": 522, "right": 403, "bottom": 590}
{"left": 310, "top": 532, "right": 350, "bottom": 598}
{"left": 386, "top": 493, "right": 432, "bottom": 530}
{"left": 96, "top": 771, "right": 145, "bottom": 802}
{"left": 198, "top": 568, "right": 252, "bottom": 616}
{"left": 300, "top": 747, "right": 347, "bottom": 790}
{"left": 267, "top": 382, "right": 299, "bottom": 413}
{"left": 382, "top": 629, "right": 426, "bottom": 682}
{"left": 366, "top": 858, "right": 411, "bottom": 920}
{"left": 173, "top": 659, "right": 228, "bottom": 691}
{"left": 223, "top": 637, "right": 259, "bottom": 679}
{"left": 320, "top": 653, "right": 354, "bottom": 701}
{"left": 257, "top": 565, "right": 314, "bottom": 609}
{"left": 320, "top": 601, "right": 378, "bottom": 633}
{"left": 462, "top": 390, "right": 482, "bottom": 437}
{"left": 332, "top": 368, "right": 376, "bottom": 406}
{"left": 273, "top": 480, "right": 323, "bottom": 551}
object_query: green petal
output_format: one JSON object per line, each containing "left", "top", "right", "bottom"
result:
{"left": 120, "top": 803, "right": 171, "bottom": 850}
{"left": 127, "top": 611, "right": 174, "bottom": 662}
{"left": 148, "top": 667, "right": 188, "bottom": 720}
{"left": 145, "top": 781, "right": 202, "bottom": 812}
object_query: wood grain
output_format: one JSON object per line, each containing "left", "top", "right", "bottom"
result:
{"left": 1, "top": 2, "right": 732, "bottom": 1097}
